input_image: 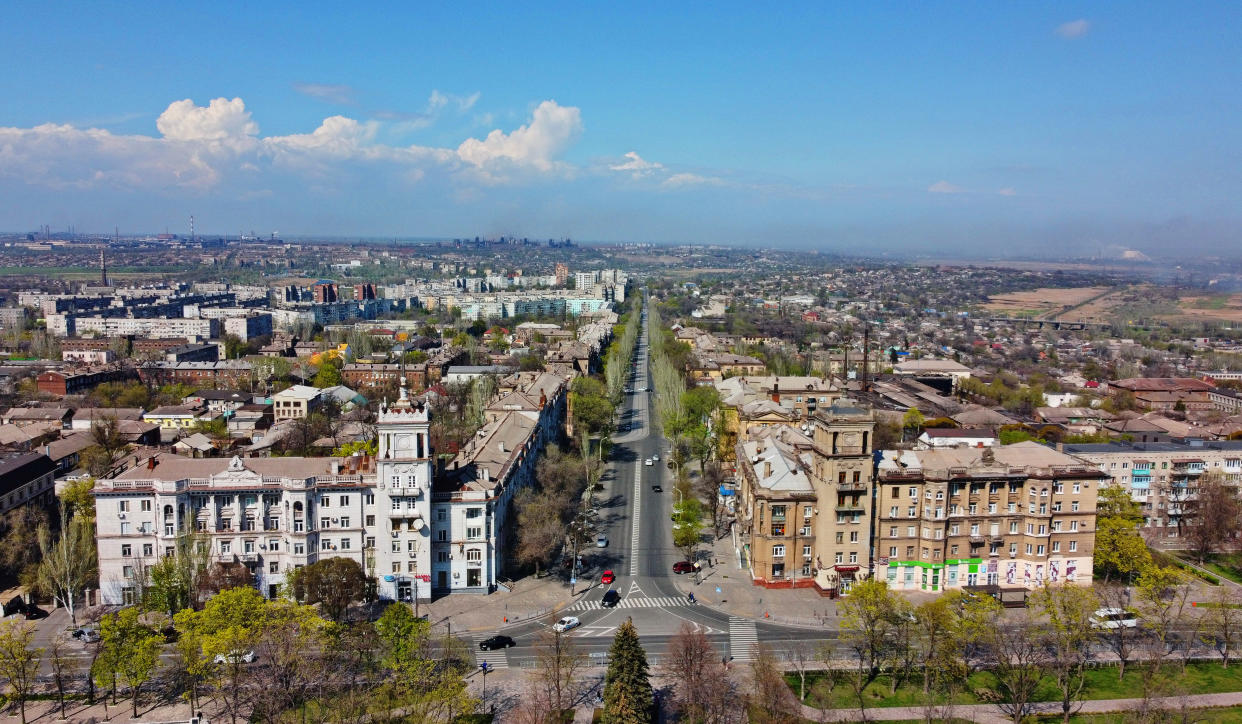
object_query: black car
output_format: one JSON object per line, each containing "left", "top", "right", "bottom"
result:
{"left": 651, "top": 485, "right": 662, "bottom": 493}
{"left": 479, "top": 635, "right": 516, "bottom": 651}
{"left": 602, "top": 590, "right": 621, "bottom": 608}
{"left": 22, "top": 605, "right": 48, "bottom": 620}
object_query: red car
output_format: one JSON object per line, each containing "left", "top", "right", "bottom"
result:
{"left": 601, "top": 570, "right": 616, "bottom": 585}
{"left": 672, "top": 561, "right": 696, "bottom": 574}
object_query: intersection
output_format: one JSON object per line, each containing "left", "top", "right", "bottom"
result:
{"left": 468, "top": 299, "right": 839, "bottom": 670}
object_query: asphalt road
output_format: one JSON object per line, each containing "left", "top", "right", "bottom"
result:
{"left": 471, "top": 299, "right": 839, "bottom": 671}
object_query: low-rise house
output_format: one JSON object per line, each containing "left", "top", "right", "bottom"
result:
{"left": 71, "top": 408, "right": 145, "bottom": 430}
{"left": 4, "top": 407, "right": 74, "bottom": 428}
{"left": 272, "top": 385, "right": 323, "bottom": 421}
{"left": 0, "top": 452, "right": 57, "bottom": 515}
{"left": 916, "top": 428, "right": 997, "bottom": 449}
{"left": 143, "top": 404, "right": 208, "bottom": 430}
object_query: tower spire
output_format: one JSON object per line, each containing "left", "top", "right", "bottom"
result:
{"left": 100, "top": 248, "right": 108, "bottom": 287}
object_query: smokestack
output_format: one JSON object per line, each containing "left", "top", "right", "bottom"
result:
{"left": 146, "top": 455, "right": 157, "bottom": 471}
{"left": 862, "top": 325, "right": 870, "bottom": 392}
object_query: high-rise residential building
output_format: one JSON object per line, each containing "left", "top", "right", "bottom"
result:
{"left": 554, "top": 262, "right": 569, "bottom": 286}
{"left": 874, "top": 442, "right": 1106, "bottom": 593}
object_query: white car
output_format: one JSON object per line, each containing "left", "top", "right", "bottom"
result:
{"left": 652, "top": 454, "right": 659, "bottom": 461}
{"left": 644, "top": 458, "right": 653, "bottom": 466}
{"left": 596, "top": 535, "right": 608, "bottom": 548}
{"left": 214, "top": 650, "right": 256, "bottom": 665}
{"left": 553, "top": 616, "right": 581, "bottom": 633}
{"left": 1090, "top": 608, "right": 1138, "bottom": 629}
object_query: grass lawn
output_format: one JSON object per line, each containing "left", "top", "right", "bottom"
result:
{"left": 1191, "top": 553, "right": 1242, "bottom": 585}
{"left": 789, "top": 661, "right": 1242, "bottom": 710}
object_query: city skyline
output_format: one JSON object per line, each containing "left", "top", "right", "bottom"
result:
{"left": 1, "top": 3, "right": 1238, "bottom": 255}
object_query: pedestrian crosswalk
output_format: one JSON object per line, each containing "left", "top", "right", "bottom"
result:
{"left": 729, "top": 616, "right": 758, "bottom": 662}
{"left": 564, "top": 595, "right": 693, "bottom": 612}
{"left": 470, "top": 637, "right": 510, "bottom": 669}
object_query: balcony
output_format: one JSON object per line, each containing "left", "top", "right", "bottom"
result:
{"left": 835, "top": 503, "right": 866, "bottom": 513}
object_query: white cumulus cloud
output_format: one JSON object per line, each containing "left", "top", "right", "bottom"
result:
{"left": 456, "top": 100, "right": 582, "bottom": 172}
{"left": 292, "top": 83, "right": 357, "bottom": 105}
{"left": 927, "top": 180, "right": 964, "bottom": 194}
{"left": 610, "top": 151, "right": 664, "bottom": 178}
{"left": 156, "top": 97, "right": 258, "bottom": 152}
{"left": 1056, "top": 19, "right": 1090, "bottom": 38}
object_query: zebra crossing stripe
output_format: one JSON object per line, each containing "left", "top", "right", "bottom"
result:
{"left": 564, "top": 595, "right": 693, "bottom": 612}
{"left": 728, "top": 616, "right": 758, "bottom": 662}
{"left": 471, "top": 637, "right": 510, "bottom": 669}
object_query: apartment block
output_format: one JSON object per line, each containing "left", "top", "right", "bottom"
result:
{"left": 875, "top": 442, "right": 1107, "bottom": 593}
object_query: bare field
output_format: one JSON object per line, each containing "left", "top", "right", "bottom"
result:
{"left": 984, "top": 286, "right": 1111, "bottom": 318}
{"left": 1166, "top": 294, "right": 1242, "bottom": 323}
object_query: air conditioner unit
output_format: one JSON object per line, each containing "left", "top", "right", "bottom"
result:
{"left": 332, "top": 518, "right": 339, "bottom": 525}
{"left": 118, "top": 513, "right": 126, "bottom": 519}
{"left": 391, "top": 532, "right": 399, "bottom": 538}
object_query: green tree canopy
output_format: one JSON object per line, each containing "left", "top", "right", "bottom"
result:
{"left": 602, "top": 618, "right": 653, "bottom": 723}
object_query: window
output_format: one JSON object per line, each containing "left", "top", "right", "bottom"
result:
{"left": 437, "top": 508, "right": 447, "bottom": 521}
{"left": 270, "top": 562, "right": 279, "bottom": 574}
{"left": 1027, "top": 523, "right": 1034, "bottom": 534}
{"left": 340, "top": 516, "right": 350, "bottom": 528}
{"left": 140, "top": 500, "right": 152, "bottom": 512}
{"left": 321, "top": 540, "right": 333, "bottom": 551}
{"left": 340, "top": 538, "right": 351, "bottom": 550}
{"left": 1073, "top": 483, "right": 1081, "bottom": 493}
{"left": 365, "top": 514, "right": 375, "bottom": 527}
{"left": 120, "top": 522, "right": 131, "bottom": 535}
{"left": 268, "top": 539, "right": 279, "bottom": 552}
{"left": 1037, "top": 545, "right": 1046, "bottom": 556}
{"left": 320, "top": 496, "right": 330, "bottom": 507}
{"left": 294, "top": 543, "right": 305, "bottom": 554}
{"left": 889, "top": 506, "right": 898, "bottom": 517}
{"left": 950, "top": 524, "right": 960, "bottom": 535}
{"left": 849, "top": 552, "right": 858, "bottom": 563}
{"left": 835, "top": 532, "right": 844, "bottom": 544}
{"left": 921, "top": 547, "right": 929, "bottom": 559}
{"left": 438, "top": 530, "right": 447, "bottom": 542}
{"left": 802, "top": 544, "right": 812, "bottom": 557}
{"left": 1038, "top": 524, "right": 1047, "bottom": 535}
{"left": 221, "top": 541, "right": 231, "bottom": 554}
{"left": 437, "top": 551, "right": 449, "bottom": 563}
{"left": 467, "top": 527, "right": 482, "bottom": 540}
{"left": 909, "top": 487, "right": 918, "bottom": 498}
{"left": 906, "top": 546, "right": 915, "bottom": 557}
{"left": 1010, "top": 521, "right": 1019, "bottom": 533}
{"left": 119, "top": 501, "right": 129, "bottom": 513}
{"left": 908, "top": 506, "right": 916, "bottom": 517}
{"left": 1069, "top": 540, "right": 1078, "bottom": 552}
{"left": 1071, "top": 501, "right": 1080, "bottom": 512}
{"left": 772, "top": 545, "right": 785, "bottom": 557}
{"left": 320, "top": 517, "right": 331, "bottom": 529}
{"left": 1025, "top": 544, "right": 1033, "bottom": 554}
{"left": 835, "top": 552, "right": 843, "bottom": 563}
{"left": 244, "top": 540, "right": 255, "bottom": 554}
{"left": 889, "top": 546, "right": 897, "bottom": 556}
{"left": 467, "top": 507, "right": 482, "bottom": 519}
{"left": 1070, "top": 521, "right": 1079, "bottom": 531}
{"left": 365, "top": 536, "right": 375, "bottom": 549}
{"left": 123, "top": 565, "right": 134, "bottom": 578}
{"left": 391, "top": 499, "right": 401, "bottom": 511}
{"left": 988, "top": 503, "right": 996, "bottom": 514}
{"left": 392, "top": 562, "right": 400, "bottom": 573}
{"left": 970, "top": 523, "right": 979, "bottom": 535}
{"left": 339, "top": 495, "right": 350, "bottom": 506}
{"left": 142, "top": 543, "right": 153, "bottom": 556}
{"left": 1008, "top": 503, "right": 1016, "bottom": 513}
{"left": 392, "top": 541, "right": 400, "bottom": 553}
{"left": 849, "top": 531, "right": 858, "bottom": 543}
{"left": 1052, "top": 541, "right": 1061, "bottom": 553}
{"left": 121, "top": 544, "right": 132, "bottom": 557}
{"left": 854, "top": 471, "right": 861, "bottom": 483}
{"left": 466, "top": 549, "right": 482, "bottom": 562}
{"left": 891, "top": 486, "right": 900, "bottom": 498}
{"left": 888, "top": 526, "right": 897, "bottom": 537}
{"left": 407, "top": 540, "right": 418, "bottom": 552}
{"left": 1053, "top": 521, "right": 1062, "bottom": 532}
{"left": 950, "top": 544, "right": 959, "bottom": 555}
{"left": 365, "top": 494, "right": 375, "bottom": 505}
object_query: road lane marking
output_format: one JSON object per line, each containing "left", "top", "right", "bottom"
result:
{"left": 729, "top": 617, "right": 759, "bottom": 662}
{"left": 630, "top": 460, "right": 642, "bottom": 576}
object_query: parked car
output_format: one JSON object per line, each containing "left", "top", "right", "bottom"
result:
{"left": 22, "top": 605, "right": 48, "bottom": 620}
{"left": 553, "top": 616, "right": 580, "bottom": 633}
{"left": 644, "top": 458, "right": 653, "bottom": 466}
{"left": 602, "top": 590, "right": 621, "bottom": 608}
{"left": 651, "top": 485, "right": 662, "bottom": 493}
{"left": 214, "top": 650, "right": 256, "bottom": 665}
{"left": 479, "top": 635, "right": 516, "bottom": 651}
{"left": 1090, "top": 608, "right": 1139, "bottom": 629}
{"left": 601, "top": 570, "right": 616, "bottom": 585}
{"left": 672, "top": 561, "right": 697, "bottom": 574}
{"left": 596, "top": 536, "right": 608, "bottom": 548}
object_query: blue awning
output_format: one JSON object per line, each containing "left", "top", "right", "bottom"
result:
{"left": 719, "top": 486, "right": 736, "bottom": 496}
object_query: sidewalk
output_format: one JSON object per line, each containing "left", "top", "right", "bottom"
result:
{"left": 805, "top": 690, "right": 1242, "bottom": 723}
{"left": 422, "top": 571, "right": 593, "bottom": 633}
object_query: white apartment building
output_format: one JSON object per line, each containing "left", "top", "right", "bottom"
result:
{"left": 54, "top": 315, "right": 218, "bottom": 340}
{"left": 1063, "top": 440, "right": 1242, "bottom": 541}
{"left": 93, "top": 387, "right": 435, "bottom": 604}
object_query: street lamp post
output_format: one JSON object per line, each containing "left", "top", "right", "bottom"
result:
{"left": 479, "top": 661, "right": 491, "bottom": 701}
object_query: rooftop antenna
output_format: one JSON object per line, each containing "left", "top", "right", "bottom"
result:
{"left": 190, "top": 214, "right": 195, "bottom": 242}
{"left": 99, "top": 248, "right": 108, "bottom": 287}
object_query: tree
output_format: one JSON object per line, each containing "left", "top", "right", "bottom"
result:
{"left": 515, "top": 488, "right": 564, "bottom": 578}
{"left": 1093, "top": 485, "right": 1152, "bottom": 584}
{"left": 90, "top": 415, "right": 128, "bottom": 462}
{"left": 572, "top": 375, "right": 615, "bottom": 440}
{"left": 839, "top": 578, "right": 898, "bottom": 679}
{"left": 375, "top": 602, "right": 475, "bottom": 720}
{"left": 37, "top": 506, "right": 97, "bottom": 625}
{"left": 248, "top": 600, "right": 330, "bottom": 723}
{"left": 312, "top": 361, "right": 342, "bottom": 388}
{"left": 664, "top": 622, "right": 737, "bottom": 722}
{"left": 1200, "top": 585, "right": 1242, "bottom": 668}
{"left": 902, "top": 406, "right": 925, "bottom": 436}
{"left": 672, "top": 498, "right": 705, "bottom": 567}
{"left": 1185, "top": 471, "right": 1242, "bottom": 563}
{"left": 602, "top": 618, "right": 653, "bottom": 724}
{"left": 0, "top": 620, "right": 42, "bottom": 724}
{"left": 48, "top": 633, "right": 73, "bottom": 719}
{"left": 694, "top": 461, "right": 729, "bottom": 539}
{"left": 913, "top": 595, "right": 968, "bottom": 720}
{"left": 177, "top": 586, "right": 268, "bottom": 724}
{"left": 59, "top": 476, "right": 96, "bottom": 521}
{"left": 747, "top": 644, "right": 801, "bottom": 724}
{"left": 1094, "top": 584, "right": 1142, "bottom": 680}
{"left": 978, "top": 612, "right": 1049, "bottom": 724}
{"left": 1032, "top": 584, "right": 1100, "bottom": 723}
{"left": 148, "top": 531, "right": 212, "bottom": 614}
{"left": 99, "top": 607, "right": 162, "bottom": 717}
{"left": 1137, "top": 565, "right": 1196, "bottom": 671}
{"left": 288, "top": 557, "right": 368, "bottom": 622}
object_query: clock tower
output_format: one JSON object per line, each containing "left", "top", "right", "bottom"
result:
{"left": 373, "top": 383, "right": 433, "bottom": 603}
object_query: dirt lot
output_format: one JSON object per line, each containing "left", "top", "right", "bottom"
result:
{"left": 984, "top": 286, "right": 1112, "bottom": 319}
{"left": 1168, "top": 294, "right": 1242, "bottom": 323}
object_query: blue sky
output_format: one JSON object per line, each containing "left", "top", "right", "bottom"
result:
{"left": 1, "top": 3, "right": 1238, "bottom": 255}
